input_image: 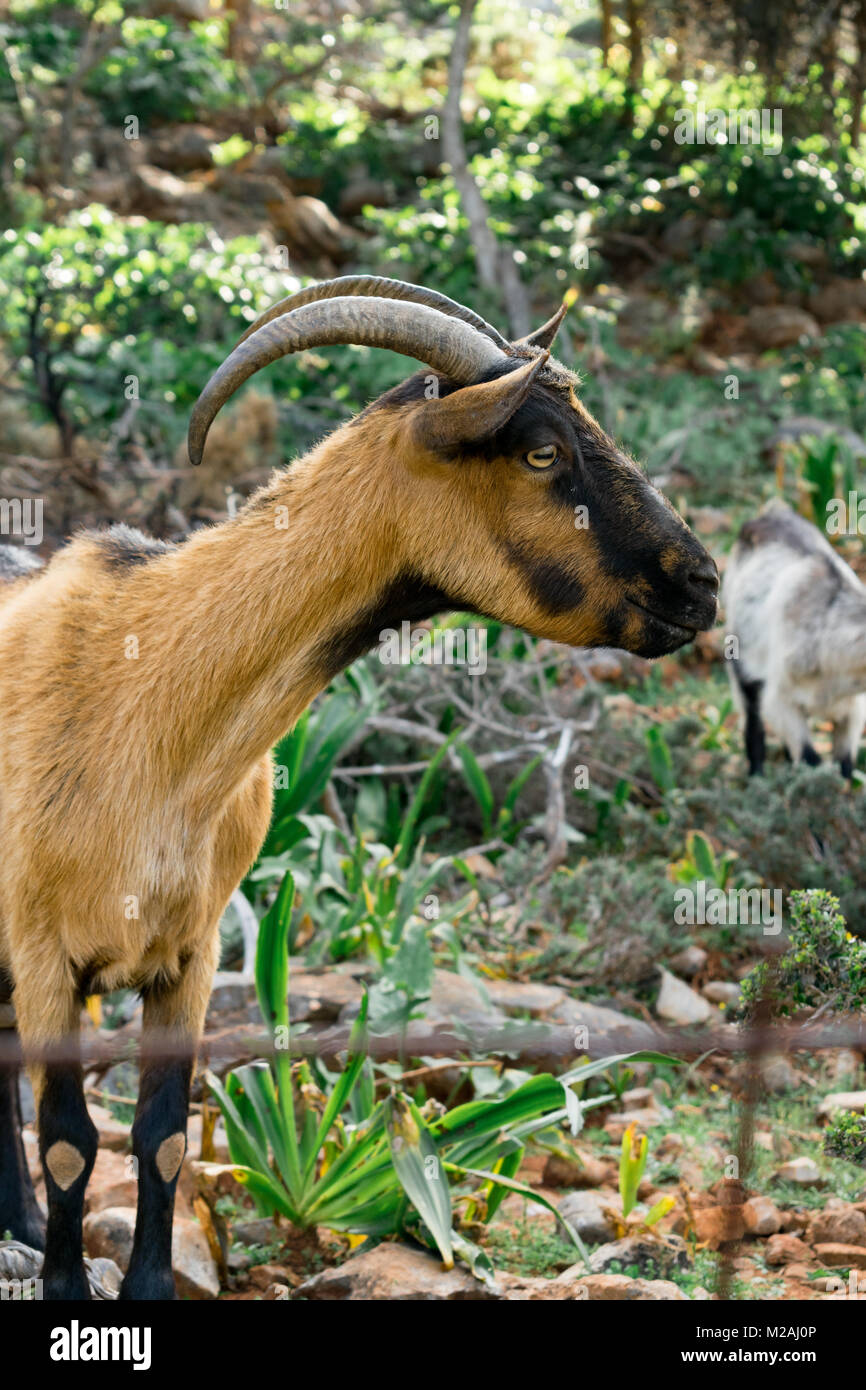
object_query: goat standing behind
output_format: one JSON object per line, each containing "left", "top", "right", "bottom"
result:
{"left": 0, "top": 277, "right": 717, "bottom": 1299}
{"left": 724, "top": 500, "right": 866, "bottom": 775}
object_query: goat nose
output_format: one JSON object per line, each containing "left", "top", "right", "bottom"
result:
{"left": 688, "top": 555, "right": 719, "bottom": 594}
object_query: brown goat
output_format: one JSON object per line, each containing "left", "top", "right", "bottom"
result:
{"left": 0, "top": 276, "right": 718, "bottom": 1299}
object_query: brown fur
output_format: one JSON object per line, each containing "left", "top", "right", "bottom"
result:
{"left": 0, "top": 353, "right": 716, "bottom": 1297}
{"left": 0, "top": 384, "right": 715, "bottom": 1083}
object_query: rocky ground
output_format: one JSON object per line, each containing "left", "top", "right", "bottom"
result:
{"left": 5, "top": 962, "right": 866, "bottom": 1302}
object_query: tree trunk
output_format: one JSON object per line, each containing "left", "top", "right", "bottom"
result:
{"left": 600, "top": 0, "right": 612, "bottom": 68}
{"left": 626, "top": 0, "right": 644, "bottom": 95}
{"left": 441, "top": 0, "right": 530, "bottom": 337}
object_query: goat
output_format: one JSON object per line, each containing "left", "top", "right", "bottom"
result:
{"left": 724, "top": 499, "right": 866, "bottom": 776}
{"left": 0, "top": 275, "right": 718, "bottom": 1299}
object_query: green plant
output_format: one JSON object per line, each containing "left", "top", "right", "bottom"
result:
{"left": 207, "top": 868, "right": 669, "bottom": 1277}
{"left": 739, "top": 889, "right": 866, "bottom": 1019}
{"left": 824, "top": 1110, "right": 866, "bottom": 1165}
{"left": 455, "top": 742, "right": 541, "bottom": 846}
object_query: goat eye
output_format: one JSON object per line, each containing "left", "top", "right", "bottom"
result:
{"left": 525, "top": 445, "right": 558, "bottom": 469}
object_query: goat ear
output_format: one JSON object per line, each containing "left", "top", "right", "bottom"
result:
{"left": 411, "top": 352, "right": 548, "bottom": 453}
{"left": 514, "top": 303, "right": 567, "bottom": 350}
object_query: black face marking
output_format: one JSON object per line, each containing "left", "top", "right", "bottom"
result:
{"left": 95, "top": 524, "right": 176, "bottom": 569}
{"left": 359, "top": 359, "right": 717, "bottom": 647}
{"left": 504, "top": 540, "right": 584, "bottom": 614}
{"left": 316, "top": 571, "right": 472, "bottom": 680}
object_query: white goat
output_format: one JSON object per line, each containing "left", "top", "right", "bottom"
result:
{"left": 724, "top": 500, "right": 866, "bottom": 776}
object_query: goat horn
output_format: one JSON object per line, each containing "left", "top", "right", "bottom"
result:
{"left": 236, "top": 275, "right": 509, "bottom": 349}
{"left": 411, "top": 352, "right": 549, "bottom": 453}
{"left": 514, "top": 303, "right": 568, "bottom": 350}
{"left": 188, "top": 297, "right": 508, "bottom": 465}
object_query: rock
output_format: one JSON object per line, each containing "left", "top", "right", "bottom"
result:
{"left": 742, "top": 1196, "right": 782, "bottom": 1237}
{"left": 603, "top": 1107, "right": 666, "bottom": 1141}
{"left": 83, "top": 1206, "right": 219, "bottom": 1299}
{"left": 702, "top": 982, "right": 741, "bottom": 1006}
{"left": 130, "top": 165, "right": 215, "bottom": 224}
{"left": 813, "top": 1243, "right": 866, "bottom": 1270}
{"left": 553, "top": 1271, "right": 687, "bottom": 1301}
{"left": 232, "top": 1217, "right": 283, "bottom": 1247}
{"left": 655, "top": 969, "right": 713, "bottom": 1026}
{"left": 482, "top": 979, "right": 566, "bottom": 1016}
{"left": 294, "top": 1242, "right": 496, "bottom": 1301}
{"left": 761, "top": 1054, "right": 801, "bottom": 1093}
{"left": 85, "top": 1148, "right": 138, "bottom": 1214}
{"left": 588, "top": 1234, "right": 690, "bottom": 1279}
{"left": 249, "top": 1263, "right": 291, "bottom": 1290}
{"left": 779, "top": 1210, "right": 808, "bottom": 1233}
{"left": 693, "top": 1206, "right": 746, "bottom": 1249}
{"left": 86, "top": 1104, "right": 131, "bottom": 1153}
{"left": 764, "top": 416, "right": 866, "bottom": 461}
{"left": 827, "top": 1050, "right": 863, "bottom": 1085}
{"left": 542, "top": 1149, "right": 610, "bottom": 1189}
{"left": 747, "top": 305, "right": 821, "bottom": 351}
{"left": 669, "top": 946, "right": 708, "bottom": 978}
{"left": 764, "top": 1233, "right": 811, "bottom": 1266}
{"left": 148, "top": 125, "right": 215, "bottom": 173}
{"left": 774, "top": 1156, "right": 823, "bottom": 1186}
{"left": 807, "top": 275, "right": 866, "bottom": 325}
{"left": 817, "top": 1090, "right": 866, "bottom": 1118}
{"left": 808, "top": 1205, "right": 866, "bottom": 1246}
{"left": 557, "top": 1190, "right": 620, "bottom": 1244}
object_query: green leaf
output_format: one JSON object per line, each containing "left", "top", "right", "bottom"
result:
{"left": 386, "top": 1095, "right": 454, "bottom": 1267}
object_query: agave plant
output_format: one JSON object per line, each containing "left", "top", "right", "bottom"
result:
{"left": 207, "top": 871, "right": 673, "bottom": 1278}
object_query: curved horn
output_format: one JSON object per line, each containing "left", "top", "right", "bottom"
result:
{"left": 188, "top": 297, "right": 508, "bottom": 465}
{"left": 514, "top": 303, "right": 568, "bottom": 351}
{"left": 236, "top": 275, "right": 509, "bottom": 349}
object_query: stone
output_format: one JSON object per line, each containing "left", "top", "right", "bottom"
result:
{"left": 747, "top": 305, "right": 821, "bottom": 351}
{"left": 85, "top": 1148, "right": 138, "bottom": 1214}
{"left": 774, "top": 1156, "right": 823, "bottom": 1186}
{"left": 83, "top": 1206, "right": 219, "bottom": 1299}
{"left": 557, "top": 1190, "right": 620, "bottom": 1244}
{"left": 558, "top": 1271, "right": 687, "bottom": 1301}
{"left": 655, "top": 969, "right": 713, "bottom": 1026}
{"left": 603, "top": 1108, "right": 666, "bottom": 1141}
{"left": 761, "top": 1054, "right": 802, "bottom": 1093}
{"left": 588, "top": 1234, "right": 690, "bottom": 1279}
{"left": 808, "top": 1206, "right": 866, "bottom": 1247}
{"left": 813, "top": 1243, "right": 866, "bottom": 1270}
{"left": 232, "top": 1216, "right": 283, "bottom": 1247}
{"left": 742, "top": 1196, "right": 782, "bottom": 1236}
{"left": 693, "top": 1205, "right": 746, "bottom": 1249}
{"left": 702, "top": 982, "right": 741, "bottom": 1006}
{"left": 764, "top": 1233, "right": 811, "bottom": 1266}
{"left": 482, "top": 979, "right": 566, "bottom": 1016}
{"left": 249, "top": 1262, "right": 291, "bottom": 1290}
{"left": 294, "top": 1242, "right": 497, "bottom": 1300}
{"left": 86, "top": 1104, "right": 132, "bottom": 1153}
{"left": 542, "top": 1149, "right": 610, "bottom": 1189}
{"left": 817, "top": 1090, "right": 866, "bottom": 1118}
{"left": 669, "top": 946, "right": 707, "bottom": 978}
